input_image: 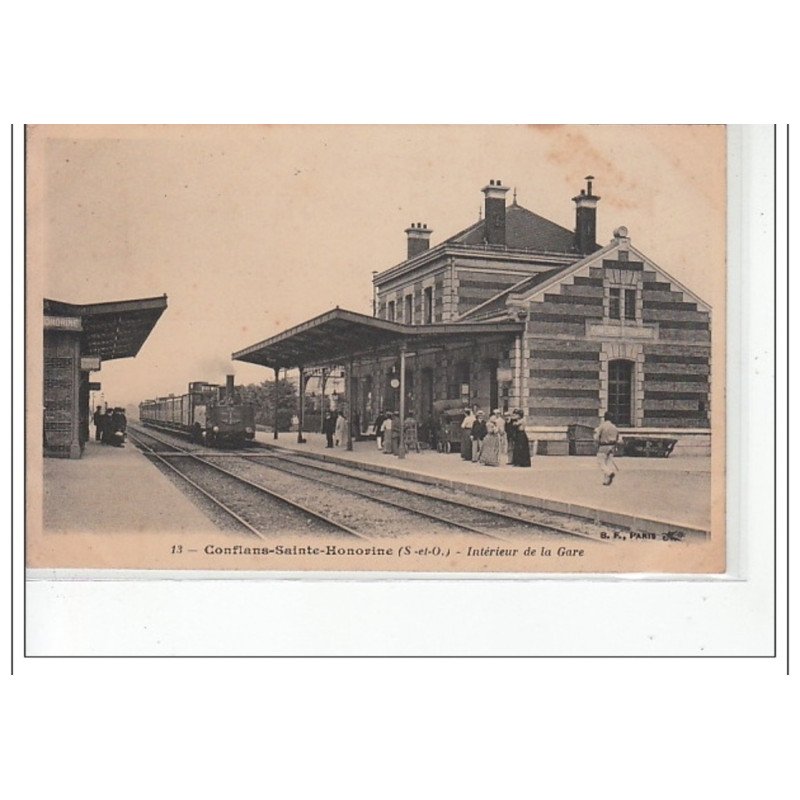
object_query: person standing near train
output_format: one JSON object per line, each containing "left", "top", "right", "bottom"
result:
{"left": 109, "top": 407, "right": 127, "bottom": 447}
{"left": 92, "top": 406, "right": 103, "bottom": 442}
{"left": 99, "top": 407, "right": 112, "bottom": 444}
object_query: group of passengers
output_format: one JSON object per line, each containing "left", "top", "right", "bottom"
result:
{"left": 459, "top": 407, "right": 531, "bottom": 468}
{"left": 370, "top": 406, "right": 529, "bottom": 466}
{"left": 92, "top": 406, "right": 127, "bottom": 447}
{"left": 322, "top": 410, "right": 351, "bottom": 449}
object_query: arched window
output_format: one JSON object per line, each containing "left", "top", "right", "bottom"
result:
{"left": 608, "top": 359, "right": 634, "bottom": 426}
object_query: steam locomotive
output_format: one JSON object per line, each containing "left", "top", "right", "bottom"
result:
{"left": 138, "top": 375, "right": 256, "bottom": 446}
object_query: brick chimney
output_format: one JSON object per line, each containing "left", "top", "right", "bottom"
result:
{"left": 572, "top": 175, "right": 601, "bottom": 254}
{"left": 405, "top": 222, "right": 432, "bottom": 259}
{"left": 226, "top": 374, "right": 235, "bottom": 401}
{"left": 482, "top": 179, "right": 509, "bottom": 245}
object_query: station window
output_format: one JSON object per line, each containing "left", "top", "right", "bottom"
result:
{"left": 405, "top": 294, "right": 413, "bottom": 325}
{"left": 387, "top": 300, "right": 395, "bottom": 322}
{"left": 424, "top": 287, "right": 433, "bottom": 324}
{"left": 609, "top": 287, "right": 638, "bottom": 322}
{"left": 609, "top": 288, "right": 621, "bottom": 319}
{"left": 624, "top": 289, "right": 637, "bottom": 320}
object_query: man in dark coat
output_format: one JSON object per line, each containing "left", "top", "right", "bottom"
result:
{"left": 471, "top": 410, "right": 488, "bottom": 462}
{"left": 92, "top": 406, "right": 103, "bottom": 441}
{"left": 99, "top": 408, "right": 112, "bottom": 444}
{"left": 322, "top": 411, "right": 336, "bottom": 448}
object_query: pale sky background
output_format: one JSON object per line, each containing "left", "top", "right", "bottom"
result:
{"left": 29, "top": 125, "right": 726, "bottom": 407}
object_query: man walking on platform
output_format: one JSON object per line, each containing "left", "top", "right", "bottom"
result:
{"left": 594, "top": 412, "right": 620, "bottom": 485}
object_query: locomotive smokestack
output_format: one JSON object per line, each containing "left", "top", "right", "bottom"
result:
{"left": 226, "top": 374, "right": 235, "bottom": 401}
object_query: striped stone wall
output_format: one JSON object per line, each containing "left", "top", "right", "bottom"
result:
{"left": 456, "top": 268, "right": 529, "bottom": 317}
{"left": 527, "top": 338, "right": 602, "bottom": 426}
{"left": 641, "top": 267, "right": 710, "bottom": 427}
{"left": 523, "top": 254, "right": 710, "bottom": 430}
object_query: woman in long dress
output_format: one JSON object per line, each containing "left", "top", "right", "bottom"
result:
{"left": 460, "top": 408, "right": 474, "bottom": 460}
{"left": 480, "top": 420, "right": 501, "bottom": 466}
{"left": 511, "top": 410, "right": 531, "bottom": 467}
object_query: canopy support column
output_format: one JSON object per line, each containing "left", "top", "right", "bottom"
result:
{"left": 297, "top": 367, "right": 306, "bottom": 444}
{"left": 273, "top": 366, "right": 280, "bottom": 439}
{"left": 319, "top": 367, "right": 328, "bottom": 432}
{"left": 398, "top": 344, "right": 406, "bottom": 459}
{"left": 346, "top": 357, "right": 354, "bottom": 452}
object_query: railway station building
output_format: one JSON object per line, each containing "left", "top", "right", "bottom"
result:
{"left": 234, "top": 178, "right": 711, "bottom": 456}
{"left": 43, "top": 295, "right": 167, "bottom": 458}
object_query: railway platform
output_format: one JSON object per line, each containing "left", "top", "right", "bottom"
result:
{"left": 254, "top": 431, "right": 713, "bottom": 535}
{"left": 42, "top": 437, "right": 218, "bottom": 534}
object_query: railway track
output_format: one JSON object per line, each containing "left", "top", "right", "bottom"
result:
{"left": 244, "top": 448, "right": 608, "bottom": 540}
{"left": 130, "top": 424, "right": 612, "bottom": 543}
{"left": 128, "top": 428, "right": 366, "bottom": 539}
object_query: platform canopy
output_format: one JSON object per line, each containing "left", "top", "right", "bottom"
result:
{"left": 44, "top": 295, "right": 168, "bottom": 361}
{"left": 232, "top": 307, "right": 525, "bottom": 370}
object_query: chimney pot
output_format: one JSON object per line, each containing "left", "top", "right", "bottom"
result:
{"left": 572, "top": 177, "right": 600, "bottom": 254}
{"left": 481, "top": 180, "right": 510, "bottom": 245}
{"left": 405, "top": 221, "right": 433, "bottom": 259}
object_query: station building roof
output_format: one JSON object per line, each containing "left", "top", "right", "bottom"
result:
{"left": 44, "top": 295, "right": 168, "bottom": 361}
{"left": 232, "top": 308, "right": 524, "bottom": 370}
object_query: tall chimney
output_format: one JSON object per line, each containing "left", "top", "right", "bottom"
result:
{"left": 405, "top": 222, "right": 432, "bottom": 259}
{"left": 482, "top": 179, "right": 509, "bottom": 245}
{"left": 226, "top": 374, "right": 235, "bottom": 401}
{"left": 572, "top": 175, "right": 600, "bottom": 254}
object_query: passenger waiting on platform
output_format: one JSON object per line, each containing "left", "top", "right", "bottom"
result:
{"left": 490, "top": 409, "right": 507, "bottom": 461}
{"left": 93, "top": 406, "right": 103, "bottom": 442}
{"left": 373, "top": 411, "right": 387, "bottom": 450}
{"left": 471, "top": 410, "right": 487, "bottom": 462}
{"left": 100, "top": 408, "right": 113, "bottom": 445}
{"left": 504, "top": 411, "right": 516, "bottom": 464}
{"left": 480, "top": 419, "right": 501, "bottom": 466}
{"left": 323, "top": 411, "right": 336, "bottom": 448}
{"left": 109, "top": 407, "right": 127, "bottom": 447}
{"left": 460, "top": 407, "right": 475, "bottom": 460}
{"left": 403, "top": 411, "right": 420, "bottom": 454}
{"left": 380, "top": 413, "right": 394, "bottom": 454}
{"left": 510, "top": 409, "right": 531, "bottom": 467}
{"left": 334, "top": 410, "right": 347, "bottom": 447}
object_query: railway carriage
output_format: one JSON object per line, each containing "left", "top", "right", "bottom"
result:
{"left": 139, "top": 375, "right": 255, "bottom": 446}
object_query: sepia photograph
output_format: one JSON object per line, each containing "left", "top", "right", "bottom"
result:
{"left": 27, "top": 124, "right": 726, "bottom": 574}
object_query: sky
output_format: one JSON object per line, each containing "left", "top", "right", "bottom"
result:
{"left": 29, "top": 125, "right": 726, "bottom": 407}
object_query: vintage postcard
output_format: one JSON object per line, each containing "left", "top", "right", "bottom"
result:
{"left": 26, "top": 124, "right": 726, "bottom": 574}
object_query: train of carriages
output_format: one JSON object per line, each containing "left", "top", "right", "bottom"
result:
{"left": 139, "top": 375, "right": 256, "bottom": 446}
